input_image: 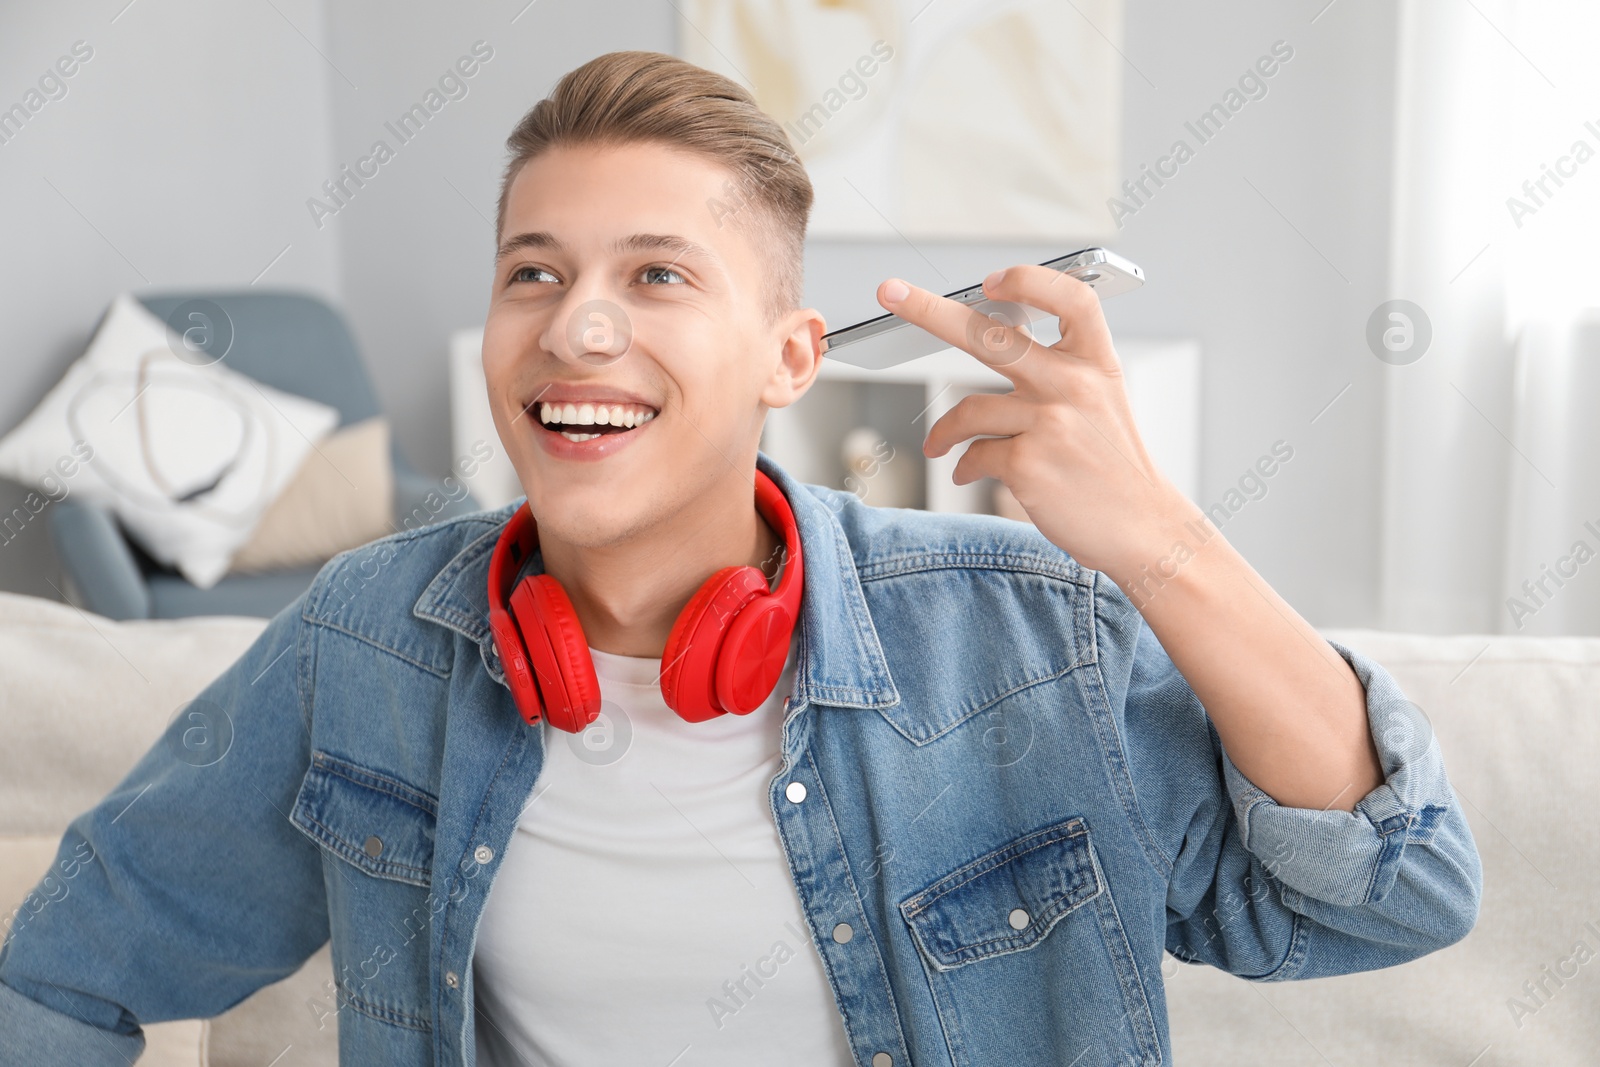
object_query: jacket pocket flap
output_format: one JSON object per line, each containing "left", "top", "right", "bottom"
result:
{"left": 290, "top": 750, "right": 438, "bottom": 887}
{"left": 900, "top": 816, "right": 1101, "bottom": 970}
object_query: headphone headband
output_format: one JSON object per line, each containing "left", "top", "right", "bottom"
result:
{"left": 752, "top": 468, "right": 802, "bottom": 612}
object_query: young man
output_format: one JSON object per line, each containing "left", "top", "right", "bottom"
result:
{"left": 0, "top": 51, "right": 1479, "bottom": 1067}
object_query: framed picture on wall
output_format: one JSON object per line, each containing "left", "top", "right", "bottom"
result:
{"left": 675, "top": 0, "right": 1124, "bottom": 241}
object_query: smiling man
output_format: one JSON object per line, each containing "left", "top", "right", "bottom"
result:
{"left": 0, "top": 51, "right": 1480, "bottom": 1067}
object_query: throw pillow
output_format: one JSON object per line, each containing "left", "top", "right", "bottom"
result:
{"left": 0, "top": 294, "right": 339, "bottom": 588}
{"left": 227, "top": 417, "right": 395, "bottom": 574}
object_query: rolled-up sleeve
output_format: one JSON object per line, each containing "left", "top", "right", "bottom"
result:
{"left": 1113, "top": 599, "right": 1485, "bottom": 982}
{"left": 0, "top": 975, "right": 145, "bottom": 1065}
{"left": 1219, "top": 637, "right": 1475, "bottom": 909}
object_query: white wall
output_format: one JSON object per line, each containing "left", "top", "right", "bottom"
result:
{"left": 0, "top": 0, "right": 1400, "bottom": 628}
{"left": 0, "top": 0, "right": 340, "bottom": 599}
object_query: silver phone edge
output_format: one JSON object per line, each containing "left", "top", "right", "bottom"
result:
{"left": 822, "top": 249, "right": 1143, "bottom": 354}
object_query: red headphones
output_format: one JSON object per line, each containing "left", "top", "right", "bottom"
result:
{"left": 487, "top": 470, "right": 804, "bottom": 732}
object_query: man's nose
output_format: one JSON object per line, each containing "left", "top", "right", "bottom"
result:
{"left": 544, "top": 286, "right": 634, "bottom": 368}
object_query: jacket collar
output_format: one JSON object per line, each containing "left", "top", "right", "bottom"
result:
{"left": 412, "top": 453, "right": 900, "bottom": 710}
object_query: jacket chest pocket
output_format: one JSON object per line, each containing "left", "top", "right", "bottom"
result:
{"left": 291, "top": 750, "right": 440, "bottom": 1033}
{"left": 899, "top": 816, "right": 1162, "bottom": 1067}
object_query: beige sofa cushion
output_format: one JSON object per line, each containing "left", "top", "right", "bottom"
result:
{"left": 0, "top": 593, "right": 269, "bottom": 837}
{"left": 227, "top": 417, "right": 394, "bottom": 575}
{"left": 1167, "top": 628, "right": 1600, "bottom": 1066}
{"left": 4, "top": 591, "right": 1596, "bottom": 1065}
{"left": 0, "top": 591, "right": 332, "bottom": 1066}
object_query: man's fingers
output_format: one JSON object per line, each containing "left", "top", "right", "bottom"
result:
{"left": 981, "top": 264, "right": 1121, "bottom": 372}
{"left": 923, "top": 392, "right": 1029, "bottom": 459}
{"left": 949, "top": 435, "right": 1014, "bottom": 487}
{"left": 877, "top": 278, "right": 1045, "bottom": 386}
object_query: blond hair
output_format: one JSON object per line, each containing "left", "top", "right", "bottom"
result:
{"left": 497, "top": 50, "right": 812, "bottom": 325}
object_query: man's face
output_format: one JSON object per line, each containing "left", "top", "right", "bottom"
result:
{"left": 483, "top": 140, "right": 821, "bottom": 549}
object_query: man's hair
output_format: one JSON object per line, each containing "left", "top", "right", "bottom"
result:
{"left": 497, "top": 50, "right": 812, "bottom": 326}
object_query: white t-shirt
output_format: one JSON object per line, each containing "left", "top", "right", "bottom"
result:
{"left": 471, "top": 640, "right": 855, "bottom": 1066}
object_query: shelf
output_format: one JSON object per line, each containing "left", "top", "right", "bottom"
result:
{"left": 764, "top": 336, "right": 1201, "bottom": 515}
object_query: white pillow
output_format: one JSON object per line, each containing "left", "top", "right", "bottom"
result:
{"left": 0, "top": 294, "right": 339, "bottom": 588}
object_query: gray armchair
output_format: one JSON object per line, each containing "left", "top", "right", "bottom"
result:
{"left": 49, "top": 290, "right": 479, "bottom": 620}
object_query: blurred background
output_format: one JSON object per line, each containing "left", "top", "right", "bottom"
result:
{"left": 0, "top": 0, "right": 1595, "bottom": 634}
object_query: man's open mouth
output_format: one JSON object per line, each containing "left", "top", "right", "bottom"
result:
{"left": 535, "top": 401, "right": 658, "bottom": 443}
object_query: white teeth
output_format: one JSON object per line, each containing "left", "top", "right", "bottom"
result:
{"left": 536, "top": 401, "right": 658, "bottom": 430}
{"left": 559, "top": 431, "right": 601, "bottom": 442}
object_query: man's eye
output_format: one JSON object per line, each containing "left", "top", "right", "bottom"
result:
{"left": 642, "top": 265, "right": 685, "bottom": 285}
{"left": 512, "top": 266, "right": 557, "bottom": 284}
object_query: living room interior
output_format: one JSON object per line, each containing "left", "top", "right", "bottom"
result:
{"left": 0, "top": 1, "right": 1596, "bottom": 1064}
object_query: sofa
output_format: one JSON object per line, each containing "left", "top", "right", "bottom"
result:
{"left": 1, "top": 589, "right": 1595, "bottom": 1065}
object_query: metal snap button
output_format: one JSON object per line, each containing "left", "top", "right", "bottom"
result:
{"left": 785, "top": 781, "right": 807, "bottom": 803}
{"left": 872, "top": 1054, "right": 893, "bottom": 1067}
{"left": 445, "top": 970, "right": 459, "bottom": 989}
{"left": 1008, "top": 907, "right": 1030, "bottom": 930}
{"left": 474, "top": 845, "right": 494, "bottom": 865}
{"left": 363, "top": 835, "right": 383, "bottom": 858}
{"left": 832, "top": 922, "right": 853, "bottom": 944}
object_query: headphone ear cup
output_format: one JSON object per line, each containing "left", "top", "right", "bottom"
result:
{"left": 660, "top": 566, "right": 768, "bottom": 722}
{"left": 715, "top": 598, "right": 796, "bottom": 714}
{"left": 510, "top": 575, "right": 601, "bottom": 733}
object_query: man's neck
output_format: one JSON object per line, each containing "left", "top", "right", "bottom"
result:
{"left": 535, "top": 470, "right": 782, "bottom": 659}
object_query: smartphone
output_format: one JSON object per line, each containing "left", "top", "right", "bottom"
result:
{"left": 820, "top": 247, "right": 1144, "bottom": 370}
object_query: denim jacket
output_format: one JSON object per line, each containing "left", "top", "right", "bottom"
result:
{"left": 0, "top": 453, "right": 1481, "bottom": 1066}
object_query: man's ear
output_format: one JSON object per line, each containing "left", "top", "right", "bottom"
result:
{"left": 760, "top": 307, "right": 827, "bottom": 409}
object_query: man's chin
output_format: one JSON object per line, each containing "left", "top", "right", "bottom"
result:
{"left": 528, "top": 509, "right": 655, "bottom": 551}
{"left": 524, "top": 474, "right": 664, "bottom": 548}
